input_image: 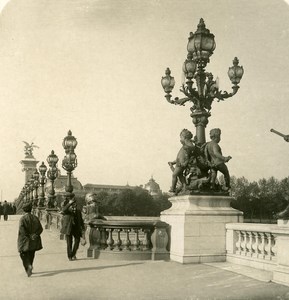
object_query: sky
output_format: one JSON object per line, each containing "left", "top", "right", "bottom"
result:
{"left": 0, "top": 0, "right": 289, "bottom": 201}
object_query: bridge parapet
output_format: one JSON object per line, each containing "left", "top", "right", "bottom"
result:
{"left": 226, "top": 221, "right": 289, "bottom": 286}
{"left": 35, "top": 208, "right": 170, "bottom": 261}
{"left": 87, "top": 219, "right": 170, "bottom": 261}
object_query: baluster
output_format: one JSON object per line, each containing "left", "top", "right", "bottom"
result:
{"left": 142, "top": 229, "right": 151, "bottom": 251}
{"left": 133, "top": 228, "right": 141, "bottom": 251}
{"left": 107, "top": 228, "right": 114, "bottom": 250}
{"left": 247, "top": 232, "right": 253, "bottom": 257}
{"left": 258, "top": 232, "right": 265, "bottom": 259}
{"left": 264, "top": 232, "right": 272, "bottom": 260}
{"left": 114, "top": 229, "right": 122, "bottom": 251}
{"left": 235, "top": 230, "right": 242, "bottom": 255}
{"left": 123, "top": 229, "right": 131, "bottom": 251}
{"left": 245, "top": 231, "right": 252, "bottom": 256}
{"left": 240, "top": 231, "right": 247, "bottom": 255}
{"left": 100, "top": 228, "right": 108, "bottom": 250}
{"left": 251, "top": 232, "right": 258, "bottom": 258}
{"left": 271, "top": 233, "right": 277, "bottom": 260}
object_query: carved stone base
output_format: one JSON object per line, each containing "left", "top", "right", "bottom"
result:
{"left": 160, "top": 195, "right": 243, "bottom": 264}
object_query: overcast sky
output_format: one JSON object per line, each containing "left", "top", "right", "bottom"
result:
{"left": 0, "top": 0, "right": 289, "bottom": 201}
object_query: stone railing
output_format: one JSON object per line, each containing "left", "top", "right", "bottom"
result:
{"left": 35, "top": 208, "right": 62, "bottom": 233}
{"left": 35, "top": 209, "right": 170, "bottom": 261}
{"left": 226, "top": 221, "right": 289, "bottom": 286}
{"left": 86, "top": 218, "right": 170, "bottom": 261}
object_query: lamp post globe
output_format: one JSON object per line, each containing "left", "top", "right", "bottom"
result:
{"left": 62, "top": 130, "right": 78, "bottom": 154}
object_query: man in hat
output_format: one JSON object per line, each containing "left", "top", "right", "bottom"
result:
{"left": 17, "top": 202, "right": 43, "bottom": 277}
{"left": 60, "top": 196, "right": 84, "bottom": 261}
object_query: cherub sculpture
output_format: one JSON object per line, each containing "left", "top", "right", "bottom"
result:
{"left": 204, "top": 128, "right": 232, "bottom": 191}
{"left": 82, "top": 193, "right": 106, "bottom": 221}
{"left": 169, "top": 128, "right": 233, "bottom": 195}
{"left": 23, "top": 141, "right": 39, "bottom": 158}
{"left": 168, "top": 129, "right": 196, "bottom": 193}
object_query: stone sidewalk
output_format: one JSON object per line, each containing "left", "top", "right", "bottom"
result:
{"left": 1, "top": 215, "right": 289, "bottom": 300}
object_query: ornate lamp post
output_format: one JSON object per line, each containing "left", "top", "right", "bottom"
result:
{"left": 62, "top": 130, "right": 78, "bottom": 200}
{"left": 28, "top": 177, "right": 34, "bottom": 203}
{"left": 38, "top": 162, "right": 47, "bottom": 208}
{"left": 24, "top": 183, "right": 30, "bottom": 202}
{"left": 161, "top": 18, "right": 244, "bottom": 144}
{"left": 33, "top": 169, "right": 40, "bottom": 208}
{"left": 46, "top": 150, "right": 59, "bottom": 209}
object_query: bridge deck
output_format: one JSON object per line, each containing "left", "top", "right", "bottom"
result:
{"left": 1, "top": 215, "right": 289, "bottom": 300}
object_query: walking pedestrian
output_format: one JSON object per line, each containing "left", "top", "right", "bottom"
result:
{"left": 17, "top": 202, "right": 43, "bottom": 277}
{"left": 60, "top": 196, "right": 84, "bottom": 261}
{"left": 3, "top": 200, "right": 9, "bottom": 221}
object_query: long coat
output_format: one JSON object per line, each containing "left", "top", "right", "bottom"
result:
{"left": 3, "top": 202, "right": 9, "bottom": 215}
{"left": 18, "top": 213, "right": 43, "bottom": 253}
{"left": 60, "top": 202, "right": 84, "bottom": 237}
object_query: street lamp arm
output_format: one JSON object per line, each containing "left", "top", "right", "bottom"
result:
{"left": 174, "top": 97, "right": 190, "bottom": 106}
{"left": 164, "top": 94, "right": 190, "bottom": 106}
{"left": 214, "top": 85, "right": 239, "bottom": 102}
{"left": 180, "top": 83, "right": 198, "bottom": 99}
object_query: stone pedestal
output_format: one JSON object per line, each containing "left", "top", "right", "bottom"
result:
{"left": 20, "top": 157, "right": 39, "bottom": 183}
{"left": 160, "top": 195, "right": 243, "bottom": 264}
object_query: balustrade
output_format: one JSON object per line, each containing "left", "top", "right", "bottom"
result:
{"left": 234, "top": 229, "right": 276, "bottom": 261}
{"left": 87, "top": 219, "right": 170, "bottom": 261}
{"left": 36, "top": 211, "right": 170, "bottom": 261}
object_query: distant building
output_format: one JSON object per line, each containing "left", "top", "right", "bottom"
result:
{"left": 84, "top": 177, "right": 162, "bottom": 198}
{"left": 83, "top": 183, "right": 134, "bottom": 195}
{"left": 144, "top": 177, "right": 162, "bottom": 197}
{"left": 45, "top": 174, "right": 84, "bottom": 197}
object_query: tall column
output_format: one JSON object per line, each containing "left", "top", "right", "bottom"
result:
{"left": 20, "top": 158, "right": 39, "bottom": 184}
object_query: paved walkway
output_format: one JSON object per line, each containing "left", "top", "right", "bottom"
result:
{"left": 1, "top": 215, "right": 289, "bottom": 300}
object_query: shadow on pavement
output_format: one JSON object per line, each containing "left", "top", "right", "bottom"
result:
{"left": 32, "top": 261, "right": 144, "bottom": 277}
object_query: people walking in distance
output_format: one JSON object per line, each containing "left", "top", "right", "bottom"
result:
{"left": 12, "top": 203, "right": 17, "bottom": 215}
{"left": 17, "top": 202, "right": 43, "bottom": 277}
{"left": 3, "top": 200, "right": 9, "bottom": 221}
{"left": 205, "top": 128, "right": 232, "bottom": 191}
{"left": 60, "top": 196, "right": 85, "bottom": 261}
{"left": 0, "top": 202, "right": 3, "bottom": 220}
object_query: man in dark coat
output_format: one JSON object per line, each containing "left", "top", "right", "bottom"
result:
{"left": 0, "top": 202, "right": 3, "bottom": 220}
{"left": 17, "top": 202, "right": 43, "bottom": 277}
{"left": 60, "top": 196, "right": 84, "bottom": 261}
{"left": 3, "top": 200, "right": 9, "bottom": 221}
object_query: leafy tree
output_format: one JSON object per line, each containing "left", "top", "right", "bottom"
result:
{"left": 230, "top": 175, "right": 289, "bottom": 223}
{"left": 91, "top": 187, "right": 171, "bottom": 216}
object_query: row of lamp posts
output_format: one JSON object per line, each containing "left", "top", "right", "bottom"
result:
{"left": 19, "top": 130, "right": 78, "bottom": 210}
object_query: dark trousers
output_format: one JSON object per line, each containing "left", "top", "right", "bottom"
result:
{"left": 4, "top": 214, "right": 8, "bottom": 221}
{"left": 65, "top": 234, "right": 80, "bottom": 258}
{"left": 20, "top": 251, "right": 35, "bottom": 271}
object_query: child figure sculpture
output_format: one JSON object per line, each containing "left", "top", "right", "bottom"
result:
{"left": 168, "top": 129, "right": 196, "bottom": 193}
{"left": 205, "top": 128, "right": 232, "bottom": 191}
